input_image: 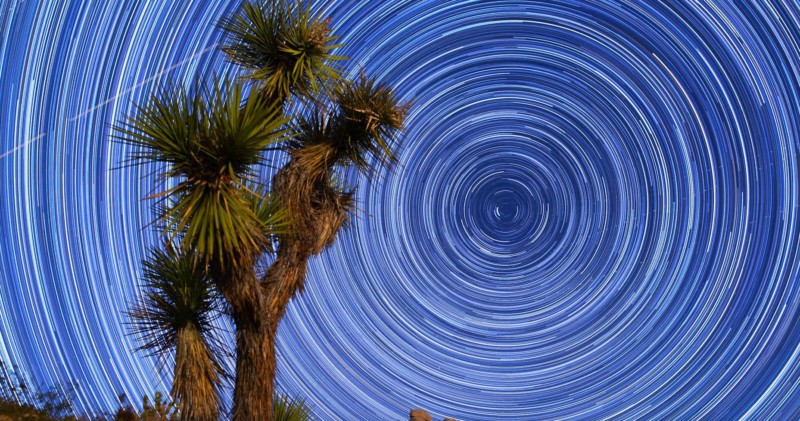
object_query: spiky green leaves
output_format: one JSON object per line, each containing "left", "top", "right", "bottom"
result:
{"left": 221, "top": 1, "right": 343, "bottom": 102}
{"left": 128, "top": 246, "right": 222, "bottom": 357}
{"left": 332, "top": 74, "right": 409, "bottom": 171}
{"left": 118, "top": 80, "right": 290, "bottom": 264}
{"left": 120, "top": 81, "right": 287, "bottom": 183}
{"left": 246, "top": 185, "right": 291, "bottom": 254}
{"left": 273, "top": 394, "right": 311, "bottom": 421}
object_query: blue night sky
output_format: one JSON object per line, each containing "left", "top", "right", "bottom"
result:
{"left": 2, "top": 1, "right": 800, "bottom": 419}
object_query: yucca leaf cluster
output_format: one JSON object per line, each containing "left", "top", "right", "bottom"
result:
{"left": 220, "top": 0, "right": 343, "bottom": 102}
{"left": 119, "top": 82, "right": 290, "bottom": 265}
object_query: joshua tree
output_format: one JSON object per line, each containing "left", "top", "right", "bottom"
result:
{"left": 120, "top": 1, "right": 408, "bottom": 420}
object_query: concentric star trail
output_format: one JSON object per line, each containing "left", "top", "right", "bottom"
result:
{"left": 2, "top": 1, "right": 800, "bottom": 419}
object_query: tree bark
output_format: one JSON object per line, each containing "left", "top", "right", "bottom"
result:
{"left": 224, "top": 242, "right": 309, "bottom": 421}
{"left": 214, "top": 238, "right": 312, "bottom": 421}
{"left": 264, "top": 241, "right": 310, "bottom": 322}
{"left": 211, "top": 262, "right": 275, "bottom": 421}
{"left": 225, "top": 149, "right": 347, "bottom": 421}
{"left": 231, "top": 316, "right": 275, "bottom": 421}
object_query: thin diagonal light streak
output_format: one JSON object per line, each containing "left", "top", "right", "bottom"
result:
{"left": 0, "top": 44, "right": 218, "bottom": 161}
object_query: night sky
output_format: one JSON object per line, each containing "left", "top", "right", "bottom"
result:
{"left": 2, "top": 0, "right": 800, "bottom": 419}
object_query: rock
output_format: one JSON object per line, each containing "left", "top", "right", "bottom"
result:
{"left": 443, "top": 418, "right": 457, "bottom": 421}
{"left": 410, "top": 408, "right": 432, "bottom": 421}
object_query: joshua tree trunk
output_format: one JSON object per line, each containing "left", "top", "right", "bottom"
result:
{"left": 232, "top": 316, "right": 274, "bottom": 420}
{"left": 211, "top": 262, "right": 275, "bottom": 421}
{"left": 222, "top": 243, "right": 310, "bottom": 421}
{"left": 233, "top": 242, "right": 308, "bottom": 421}
{"left": 215, "top": 203, "right": 321, "bottom": 421}
{"left": 230, "top": 243, "right": 309, "bottom": 421}
{"left": 227, "top": 147, "right": 349, "bottom": 421}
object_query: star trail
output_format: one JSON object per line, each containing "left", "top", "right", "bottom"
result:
{"left": 2, "top": 1, "right": 800, "bottom": 419}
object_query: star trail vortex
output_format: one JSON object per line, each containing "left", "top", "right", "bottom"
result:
{"left": 2, "top": 0, "right": 800, "bottom": 419}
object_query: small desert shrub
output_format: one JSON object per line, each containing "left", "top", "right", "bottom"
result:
{"left": 0, "top": 361, "right": 77, "bottom": 420}
{"left": 273, "top": 394, "right": 311, "bottom": 421}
